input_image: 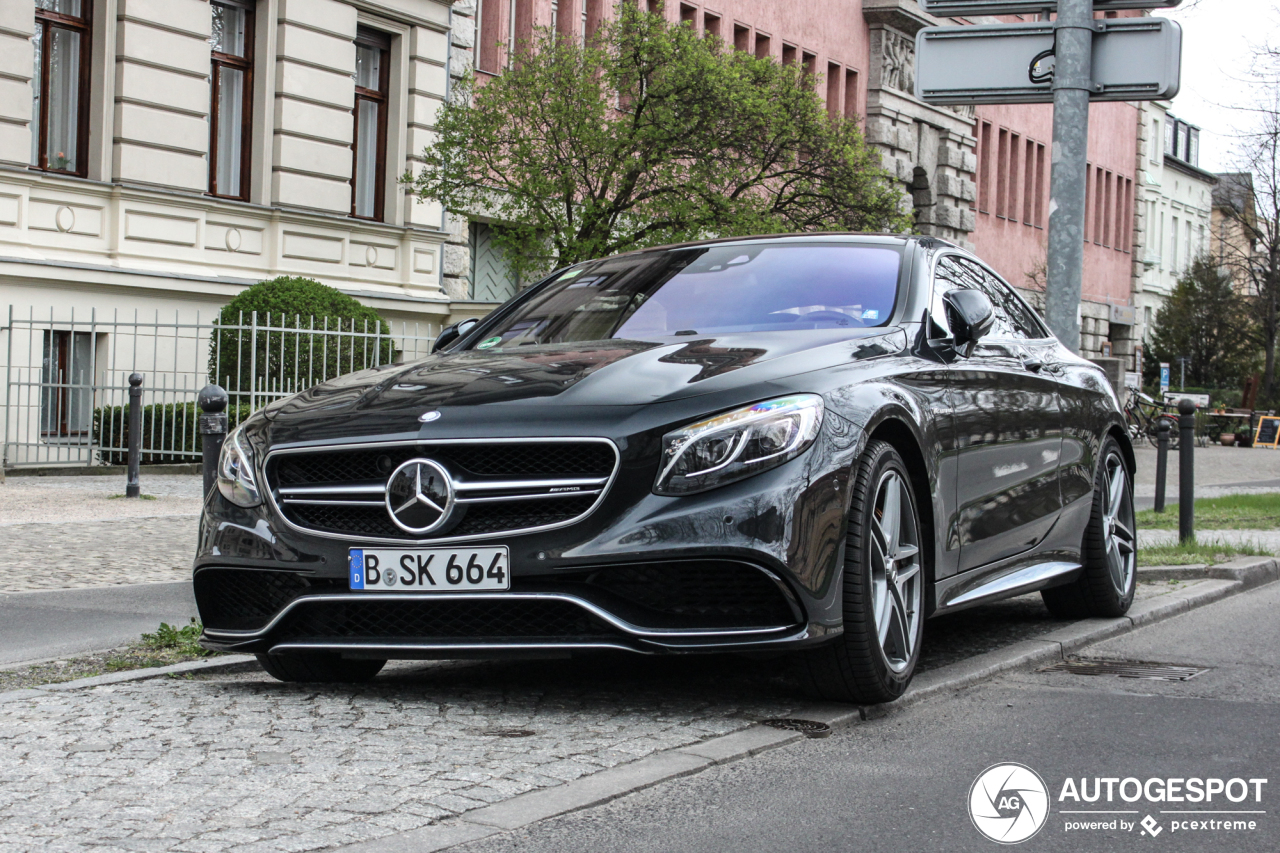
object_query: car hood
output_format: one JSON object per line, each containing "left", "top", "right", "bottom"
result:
{"left": 265, "top": 327, "right": 908, "bottom": 434}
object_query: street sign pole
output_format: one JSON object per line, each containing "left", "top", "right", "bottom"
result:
{"left": 1043, "top": 0, "right": 1094, "bottom": 353}
{"left": 918, "top": 0, "right": 1181, "bottom": 355}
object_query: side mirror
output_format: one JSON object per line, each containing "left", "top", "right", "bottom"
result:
{"left": 432, "top": 318, "right": 479, "bottom": 353}
{"left": 942, "top": 288, "right": 995, "bottom": 358}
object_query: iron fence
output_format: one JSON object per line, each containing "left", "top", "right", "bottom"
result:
{"left": 1, "top": 305, "right": 437, "bottom": 468}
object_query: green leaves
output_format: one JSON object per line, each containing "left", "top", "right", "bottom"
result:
{"left": 1146, "top": 254, "right": 1260, "bottom": 391}
{"left": 410, "top": 5, "right": 908, "bottom": 279}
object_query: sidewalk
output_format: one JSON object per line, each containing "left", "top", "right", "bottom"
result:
{"left": 1132, "top": 443, "right": 1280, "bottom": 508}
{"left": 0, "top": 475, "right": 201, "bottom": 593}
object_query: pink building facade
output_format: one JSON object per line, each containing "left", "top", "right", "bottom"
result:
{"left": 452, "top": 0, "right": 1141, "bottom": 359}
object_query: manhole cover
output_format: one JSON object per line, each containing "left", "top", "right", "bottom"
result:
{"left": 477, "top": 728, "right": 537, "bottom": 738}
{"left": 761, "top": 718, "right": 832, "bottom": 738}
{"left": 1040, "top": 658, "right": 1208, "bottom": 681}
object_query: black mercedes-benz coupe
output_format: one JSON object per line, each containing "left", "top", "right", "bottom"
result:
{"left": 196, "top": 233, "right": 1136, "bottom": 704}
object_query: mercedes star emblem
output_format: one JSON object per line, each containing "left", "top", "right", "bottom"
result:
{"left": 419, "top": 411, "right": 442, "bottom": 423}
{"left": 385, "top": 458, "right": 455, "bottom": 534}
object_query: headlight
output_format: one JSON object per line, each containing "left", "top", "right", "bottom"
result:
{"left": 654, "top": 394, "right": 825, "bottom": 496}
{"left": 217, "top": 422, "right": 262, "bottom": 507}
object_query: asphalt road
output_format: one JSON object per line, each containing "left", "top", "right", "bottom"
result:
{"left": 453, "top": 582, "right": 1280, "bottom": 853}
{"left": 0, "top": 582, "right": 198, "bottom": 665}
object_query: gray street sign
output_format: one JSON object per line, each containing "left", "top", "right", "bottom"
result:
{"left": 921, "top": 0, "right": 1180, "bottom": 15}
{"left": 914, "top": 18, "right": 1182, "bottom": 105}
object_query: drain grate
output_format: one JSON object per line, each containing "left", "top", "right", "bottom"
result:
{"left": 761, "top": 718, "right": 832, "bottom": 738}
{"left": 1040, "top": 658, "right": 1208, "bottom": 681}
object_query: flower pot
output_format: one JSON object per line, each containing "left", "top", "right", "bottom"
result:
{"left": 1220, "top": 433, "right": 1237, "bottom": 447}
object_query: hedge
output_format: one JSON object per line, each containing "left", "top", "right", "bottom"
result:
{"left": 209, "top": 276, "right": 395, "bottom": 402}
{"left": 94, "top": 402, "right": 254, "bottom": 465}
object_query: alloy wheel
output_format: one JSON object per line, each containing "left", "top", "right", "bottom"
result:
{"left": 1102, "top": 452, "right": 1136, "bottom": 596}
{"left": 869, "top": 469, "right": 923, "bottom": 673}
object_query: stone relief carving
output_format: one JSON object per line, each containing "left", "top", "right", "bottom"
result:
{"left": 881, "top": 30, "right": 915, "bottom": 93}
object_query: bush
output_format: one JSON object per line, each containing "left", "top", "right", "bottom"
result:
{"left": 208, "top": 276, "right": 395, "bottom": 401}
{"left": 94, "top": 401, "right": 253, "bottom": 465}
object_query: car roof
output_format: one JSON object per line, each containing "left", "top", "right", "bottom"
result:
{"left": 606, "top": 232, "right": 955, "bottom": 259}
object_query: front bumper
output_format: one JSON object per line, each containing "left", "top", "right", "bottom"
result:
{"left": 196, "top": 424, "right": 863, "bottom": 658}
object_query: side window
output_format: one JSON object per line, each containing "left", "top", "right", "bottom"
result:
{"left": 931, "top": 256, "right": 999, "bottom": 336}
{"left": 970, "top": 263, "right": 1047, "bottom": 340}
{"left": 951, "top": 258, "right": 1022, "bottom": 340}
{"left": 929, "top": 256, "right": 965, "bottom": 334}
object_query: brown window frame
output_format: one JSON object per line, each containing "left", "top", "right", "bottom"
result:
{"left": 350, "top": 27, "right": 390, "bottom": 222}
{"left": 209, "top": 0, "right": 255, "bottom": 201}
{"left": 32, "top": 0, "right": 93, "bottom": 177}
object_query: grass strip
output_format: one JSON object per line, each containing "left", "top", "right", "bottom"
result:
{"left": 0, "top": 619, "right": 221, "bottom": 691}
{"left": 1138, "top": 539, "right": 1268, "bottom": 566}
{"left": 1138, "top": 493, "right": 1280, "bottom": 530}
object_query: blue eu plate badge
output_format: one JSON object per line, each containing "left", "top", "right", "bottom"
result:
{"left": 349, "top": 549, "right": 366, "bottom": 589}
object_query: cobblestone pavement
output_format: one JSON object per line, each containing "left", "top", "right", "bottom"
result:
{"left": 0, "top": 517, "right": 197, "bottom": 593}
{"left": 0, "top": 475, "right": 201, "bottom": 592}
{"left": 0, "top": 476, "right": 204, "bottom": 526}
{"left": 0, "top": 580, "right": 1202, "bottom": 853}
{"left": 1132, "top": 444, "right": 1280, "bottom": 492}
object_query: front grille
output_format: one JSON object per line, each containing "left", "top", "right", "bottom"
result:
{"left": 273, "top": 442, "right": 616, "bottom": 486}
{"left": 267, "top": 440, "right": 617, "bottom": 542}
{"left": 195, "top": 568, "right": 344, "bottom": 631}
{"left": 275, "top": 598, "right": 618, "bottom": 642}
{"left": 582, "top": 562, "right": 798, "bottom": 627}
{"left": 288, "top": 495, "right": 599, "bottom": 540}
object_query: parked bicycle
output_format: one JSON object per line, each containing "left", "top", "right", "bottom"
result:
{"left": 1124, "top": 390, "right": 1179, "bottom": 449}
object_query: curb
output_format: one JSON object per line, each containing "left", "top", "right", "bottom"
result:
{"left": 1140, "top": 557, "right": 1280, "bottom": 589}
{"left": 0, "top": 655, "right": 257, "bottom": 704}
{"left": 334, "top": 560, "right": 1279, "bottom": 853}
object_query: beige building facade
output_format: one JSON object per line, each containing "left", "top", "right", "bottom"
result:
{"left": 1132, "top": 103, "right": 1216, "bottom": 350}
{"left": 0, "top": 0, "right": 488, "bottom": 330}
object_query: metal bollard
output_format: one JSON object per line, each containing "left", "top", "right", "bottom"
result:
{"left": 125, "top": 373, "right": 143, "bottom": 498}
{"left": 198, "top": 385, "right": 229, "bottom": 500}
{"left": 1178, "top": 398, "right": 1196, "bottom": 544}
{"left": 1154, "top": 417, "right": 1170, "bottom": 513}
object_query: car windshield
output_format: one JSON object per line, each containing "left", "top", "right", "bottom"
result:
{"left": 466, "top": 243, "right": 903, "bottom": 349}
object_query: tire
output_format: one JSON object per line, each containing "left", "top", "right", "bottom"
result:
{"left": 1041, "top": 436, "right": 1137, "bottom": 619}
{"left": 256, "top": 652, "right": 386, "bottom": 683}
{"left": 796, "top": 440, "right": 925, "bottom": 704}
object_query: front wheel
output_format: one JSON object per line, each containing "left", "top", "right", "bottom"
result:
{"left": 1042, "top": 437, "right": 1136, "bottom": 618}
{"left": 256, "top": 652, "right": 386, "bottom": 683}
{"left": 796, "top": 440, "right": 925, "bottom": 704}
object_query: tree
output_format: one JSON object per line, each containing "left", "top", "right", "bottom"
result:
{"left": 409, "top": 5, "right": 910, "bottom": 281}
{"left": 209, "top": 276, "right": 393, "bottom": 401}
{"left": 1144, "top": 254, "right": 1259, "bottom": 391}
{"left": 1217, "top": 37, "right": 1280, "bottom": 395}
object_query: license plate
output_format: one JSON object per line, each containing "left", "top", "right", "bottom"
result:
{"left": 349, "top": 546, "right": 509, "bottom": 591}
